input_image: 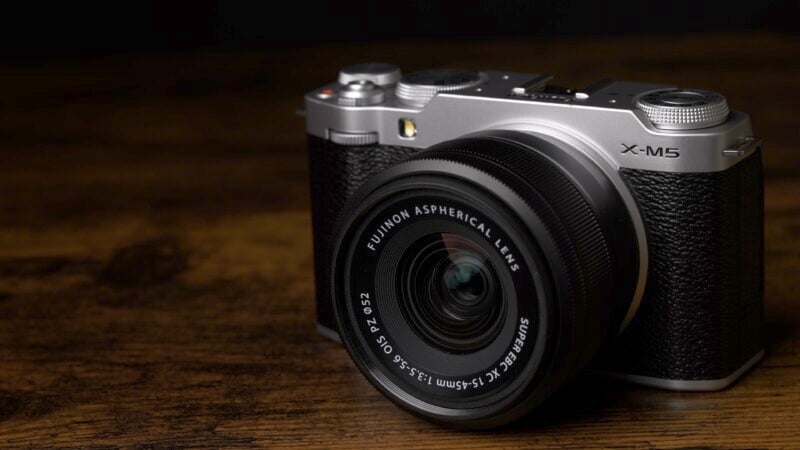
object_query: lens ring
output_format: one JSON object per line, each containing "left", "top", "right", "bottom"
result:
{"left": 339, "top": 188, "right": 546, "bottom": 410}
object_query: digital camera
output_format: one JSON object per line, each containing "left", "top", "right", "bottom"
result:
{"left": 303, "top": 63, "right": 764, "bottom": 428}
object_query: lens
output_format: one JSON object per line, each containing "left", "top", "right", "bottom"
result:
{"left": 332, "top": 129, "right": 641, "bottom": 428}
{"left": 441, "top": 257, "right": 488, "bottom": 310}
{"left": 342, "top": 197, "right": 535, "bottom": 411}
{"left": 399, "top": 233, "right": 504, "bottom": 353}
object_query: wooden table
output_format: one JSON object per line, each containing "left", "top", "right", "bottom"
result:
{"left": 1, "top": 33, "right": 798, "bottom": 448}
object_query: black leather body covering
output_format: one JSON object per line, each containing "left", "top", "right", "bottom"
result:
{"left": 600, "top": 151, "right": 764, "bottom": 380}
{"left": 307, "top": 136, "right": 419, "bottom": 332}
{"left": 308, "top": 134, "right": 764, "bottom": 381}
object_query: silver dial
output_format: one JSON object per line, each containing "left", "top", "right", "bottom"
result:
{"left": 636, "top": 89, "right": 729, "bottom": 130}
{"left": 396, "top": 69, "right": 485, "bottom": 107}
{"left": 337, "top": 80, "right": 385, "bottom": 106}
{"left": 338, "top": 63, "right": 401, "bottom": 86}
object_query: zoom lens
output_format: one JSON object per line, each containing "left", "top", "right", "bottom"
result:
{"left": 399, "top": 233, "right": 504, "bottom": 353}
{"left": 332, "top": 130, "right": 641, "bottom": 428}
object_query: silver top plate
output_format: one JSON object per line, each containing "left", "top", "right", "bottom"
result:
{"left": 305, "top": 70, "right": 756, "bottom": 173}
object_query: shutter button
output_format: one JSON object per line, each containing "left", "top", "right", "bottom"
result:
{"left": 338, "top": 80, "right": 385, "bottom": 106}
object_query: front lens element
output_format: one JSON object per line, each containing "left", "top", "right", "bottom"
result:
{"left": 399, "top": 233, "right": 504, "bottom": 353}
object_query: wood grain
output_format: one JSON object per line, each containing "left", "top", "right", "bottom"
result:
{"left": 0, "top": 33, "right": 799, "bottom": 448}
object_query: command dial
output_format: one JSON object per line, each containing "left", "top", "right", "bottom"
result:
{"left": 396, "top": 69, "right": 485, "bottom": 106}
{"left": 636, "top": 88, "right": 729, "bottom": 130}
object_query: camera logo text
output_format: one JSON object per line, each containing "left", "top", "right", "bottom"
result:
{"left": 621, "top": 143, "right": 680, "bottom": 159}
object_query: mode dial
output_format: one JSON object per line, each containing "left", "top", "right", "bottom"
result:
{"left": 396, "top": 69, "right": 485, "bottom": 107}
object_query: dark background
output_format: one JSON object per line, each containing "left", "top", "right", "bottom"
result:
{"left": 1, "top": 1, "right": 798, "bottom": 57}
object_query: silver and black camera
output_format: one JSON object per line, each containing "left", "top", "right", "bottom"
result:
{"left": 303, "top": 63, "right": 764, "bottom": 428}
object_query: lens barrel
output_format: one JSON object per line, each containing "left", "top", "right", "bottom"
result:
{"left": 332, "top": 130, "right": 639, "bottom": 428}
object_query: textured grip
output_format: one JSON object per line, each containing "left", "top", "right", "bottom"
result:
{"left": 307, "top": 135, "right": 419, "bottom": 330}
{"left": 598, "top": 151, "right": 764, "bottom": 380}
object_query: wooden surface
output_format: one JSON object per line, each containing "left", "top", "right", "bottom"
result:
{"left": 0, "top": 33, "right": 799, "bottom": 448}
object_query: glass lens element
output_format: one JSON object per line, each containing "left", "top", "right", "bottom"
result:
{"left": 398, "top": 233, "right": 504, "bottom": 353}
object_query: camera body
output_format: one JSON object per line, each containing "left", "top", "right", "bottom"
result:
{"left": 304, "top": 63, "right": 763, "bottom": 426}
